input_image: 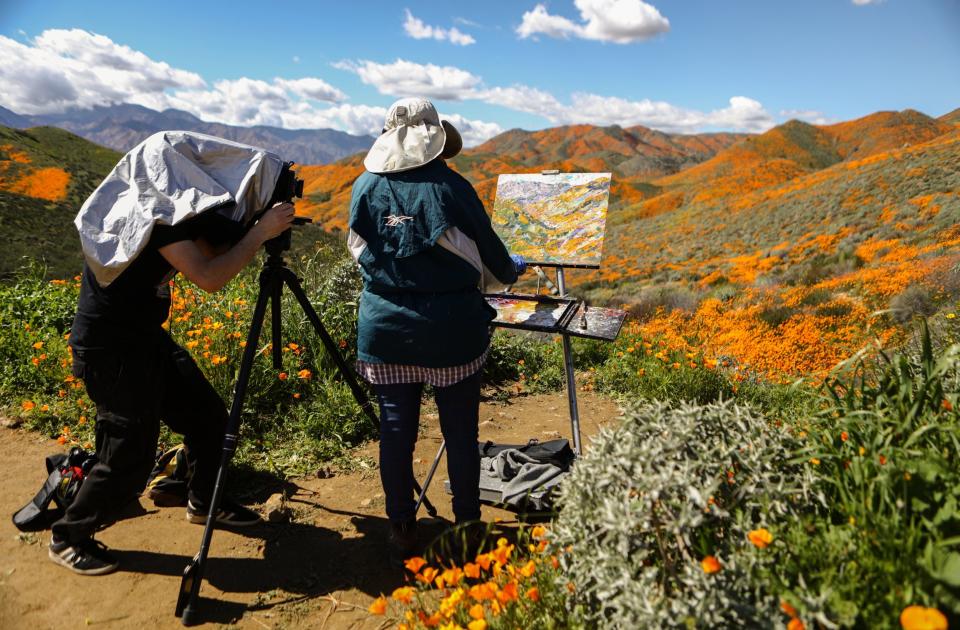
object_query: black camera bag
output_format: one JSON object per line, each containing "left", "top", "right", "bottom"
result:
{"left": 12, "top": 447, "right": 97, "bottom": 531}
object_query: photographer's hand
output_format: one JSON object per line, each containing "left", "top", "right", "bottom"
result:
{"left": 251, "top": 202, "right": 296, "bottom": 243}
{"left": 159, "top": 202, "right": 297, "bottom": 293}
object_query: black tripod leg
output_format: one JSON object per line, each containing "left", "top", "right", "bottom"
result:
{"left": 280, "top": 270, "right": 378, "bottom": 426}
{"left": 271, "top": 275, "right": 283, "bottom": 369}
{"left": 177, "top": 272, "right": 274, "bottom": 625}
{"left": 280, "top": 271, "right": 439, "bottom": 518}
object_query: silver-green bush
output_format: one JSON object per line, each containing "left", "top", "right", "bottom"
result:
{"left": 551, "top": 400, "right": 822, "bottom": 628}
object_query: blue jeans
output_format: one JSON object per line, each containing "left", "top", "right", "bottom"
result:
{"left": 374, "top": 371, "right": 482, "bottom": 524}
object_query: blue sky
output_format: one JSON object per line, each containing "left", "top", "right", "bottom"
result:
{"left": 0, "top": 0, "right": 957, "bottom": 145}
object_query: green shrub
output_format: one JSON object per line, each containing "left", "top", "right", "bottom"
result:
{"left": 551, "top": 400, "right": 818, "bottom": 628}
{"left": 788, "top": 323, "right": 960, "bottom": 624}
{"left": 890, "top": 285, "right": 936, "bottom": 324}
{"left": 757, "top": 304, "right": 799, "bottom": 329}
{"left": 625, "top": 284, "right": 701, "bottom": 321}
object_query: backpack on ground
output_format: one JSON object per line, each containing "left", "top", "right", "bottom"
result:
{"left": 146, "top": 444, "right": 191, "bottom": 506}
{"left": 12, "top": 447, "right": 98, "bottom": 531}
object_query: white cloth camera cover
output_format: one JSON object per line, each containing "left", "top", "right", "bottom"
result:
{"left": 75, "top": 130, "right": 285, "bottom": 286}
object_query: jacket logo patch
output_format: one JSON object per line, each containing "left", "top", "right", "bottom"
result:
{"left": 385, "top": 214, "right": 414, "bottom": 227}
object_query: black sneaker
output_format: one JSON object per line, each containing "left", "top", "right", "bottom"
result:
{"left": 186, "top": 498, "right": 262, "bottom": 527}
{"left": 388, "top": 519, "right": 418, "bottom": 569}
{"left": 48, "top": 537, "right": 119, "bottom": 576}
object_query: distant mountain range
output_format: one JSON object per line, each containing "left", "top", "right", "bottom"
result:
{"left": 0, "top": 103, "right": 374, "bottom": 166}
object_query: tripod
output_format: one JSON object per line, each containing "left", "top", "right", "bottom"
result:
{"left": 175, "top": 227, "right": 437, "bottom": 625}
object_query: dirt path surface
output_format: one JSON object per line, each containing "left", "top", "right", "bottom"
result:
{"left": 1, "top": 391, "right": 621, "bottom": 630}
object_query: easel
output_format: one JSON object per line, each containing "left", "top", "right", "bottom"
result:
{"left": 413, "top": 170, "right": 623, "bottom": 515}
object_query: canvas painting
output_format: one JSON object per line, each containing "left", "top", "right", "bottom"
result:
{"left": 485, "top": 296, "right": 576, "bottom": 332}
{"left": 492, "top": 172, "right": 612, "bottom": 267}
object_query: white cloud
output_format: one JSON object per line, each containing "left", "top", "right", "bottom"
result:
{"left": 334, "top": 57, "right": 774, "bottom": 134}
{"left": 0, "top": 29, "right": 205, "bottom": 114}
{"left": 779, "top": 109, "right": 835, "bottom": 126}
{"left": 453, "top": 17, "right": 482, "bottom": 28}
{"left": 0, "top": 29, "right": 378, "bottom": 137}
{"left": 475, "top": 82, "right": 773, "bottom": 133}
{"left": 852, "top": 0, "right": 882, "bottom": 5}
{"left": 285, "top": 103, "right": 388, "bottom": 136}
{"left": 333, "top": 58, "right": 482, "bottom": 100}
{"left": 403, "top": 10, "right": 476, "bottom": 46}
{"left": 441, "top": 113, "right": 504, "bottom": 147}
{"left": 517, "top": 5, "right": 583, "bottom": 40}
{"left": 517, "top": 0, "right": 670, "bottom": 44}
{"left": 275, "top": 77, "right": 346, "bottom": 103}
{"left": 545, "top": 93, "right": 774, "bottom": 133}
{"left": 1, "top": 28, "right": 783, "bottom": 145}
{"left": 477, "top": 85, "right": 566, "bottom": 119}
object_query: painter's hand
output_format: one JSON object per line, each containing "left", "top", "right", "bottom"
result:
{"left": 253, "top": 202, "right": 296, "bottom": 243}
{"left": 510, "top": 254, "right": 527, "bottom": 275}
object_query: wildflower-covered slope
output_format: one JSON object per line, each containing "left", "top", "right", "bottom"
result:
{"left": 0, "top": 126, "right": 119, "bottom": 279}
{"left": 292, "top": 124, "right": 745, "bottom": 231}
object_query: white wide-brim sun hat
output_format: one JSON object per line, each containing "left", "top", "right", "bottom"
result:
{"left": 363, "top": 97, "right": 461, "bottom": 174}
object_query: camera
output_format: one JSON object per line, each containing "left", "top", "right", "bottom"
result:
{"left": 264, "top": 161, "right": 310, "bottom": 257}
{"left": 269, "top": 161, "right": 305, "bottom": 206}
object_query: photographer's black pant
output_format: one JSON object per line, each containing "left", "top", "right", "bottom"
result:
{"left": 51, "top": 331, "right": 228, "bottom": 543}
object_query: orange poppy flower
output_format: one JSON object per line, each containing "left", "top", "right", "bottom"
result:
{"left": 900, "top": 605, "right": 948, "bottom": 630}
{"left": 748, "top": 528, "right": 773, "bottom": 549}
{"left": 468, "top": 582, "right": 497, "bottom": 601}
{"left": 417, "top": 566, "right": 438, "bottom": 585}
{"left": 497, "top": 581, "right": 518, "bottom": 604}
{"left": 781, "top": 600, "right": 798, "bottom": 618}
{"left": 404, "top": 557, "right": 427, "bottom": 574}
{"left": 391, "top": 586, "right": 414, "bottom": 604}
{"left": 701, "top": 555, "right": 721, "bottom": 574}
{"left": 367, "top": 595, "right": 387, "bottom": 615}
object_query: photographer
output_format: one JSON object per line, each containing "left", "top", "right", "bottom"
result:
{"left": 348, "top": 97, "right": 526, "bottom": 566}
{"left": 49, "top": 201, "right": 295, "bottom": 576}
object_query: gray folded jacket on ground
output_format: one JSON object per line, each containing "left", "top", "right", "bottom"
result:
{"left": 479, "top": 448, "right": 567, "bottom": 506}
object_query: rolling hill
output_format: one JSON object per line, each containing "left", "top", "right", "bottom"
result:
{"left": 941, "top": 107, "right": 960, "bottom": 126}
{"left": 0, "top": 126, "right": 120, "bottom": 279}
{"left": 294, "top": 124, "right": 745, "bottom": 230}
{"left": 287, "top": 109, "right": 960, "bottom": 377}
{"left": 2, "top": 107, "right": 958, "bottom": 377}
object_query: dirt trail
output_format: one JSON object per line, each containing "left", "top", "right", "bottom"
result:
{"left": 1, "top": 391, "right": 620, "bottom": 630}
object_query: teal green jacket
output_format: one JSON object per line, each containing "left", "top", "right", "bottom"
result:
{"left": 348, "top": 159, "right": 518, "bottom": 367}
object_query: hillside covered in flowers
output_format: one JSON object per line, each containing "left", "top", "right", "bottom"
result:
{"left": 292, "top": 109, "right": 960, "bottom": 378}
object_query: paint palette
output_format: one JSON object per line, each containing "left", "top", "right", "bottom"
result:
{"left": 485, "top": 294, "right": 579, "bottom": 333}
{"left": 561, "top": 303, "right": 627, "bottom": 341}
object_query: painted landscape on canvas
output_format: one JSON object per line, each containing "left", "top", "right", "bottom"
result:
{"left": 491, "top": 172, "right": 611, "bottom": 266}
